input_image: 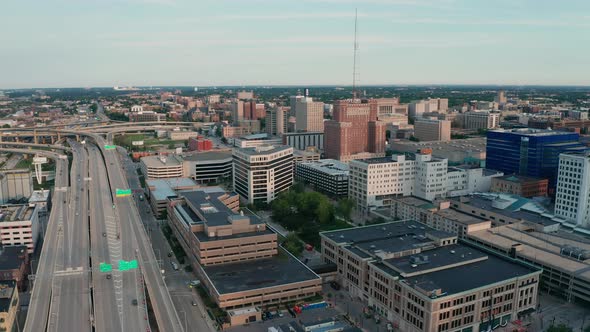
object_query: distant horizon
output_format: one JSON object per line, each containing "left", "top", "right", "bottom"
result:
{"left": 3, "top": 83, "right": 590, "bottom": 91}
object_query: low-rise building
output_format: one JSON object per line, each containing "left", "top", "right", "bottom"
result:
{"left": 188, "top": 137, "right": 213, "bottom": 152}
{"left": 0, "top": 204, "right": 40, "bottom": 254}
{"left": 233, "top": 133, "right": 282, "bottom": 148}
{"left": 145, "top": 178, "right": 201, "bottom": 217}
{"left": 0, "top": 245, "right": 29, "bottom": 290}
{"left": 293, "top": 148, "right": 321, "bottom": 164}
{"left": 183, "top": 151, "right": 233, "bottom": 184}
{"left": 450, "top": 193, "right": 560, "bottom": 232}
{"left": 446, "top": 166, "right": 503, "bottom": 197}
{"left": 0, "top": 280, "right": 18, "bottom": 332}
{"left": 461, "top": 110, "right": 500, "bottom": 130}
{"left": 391, "top": 196, "right": 491, "bottom": 237}
{"left": 295, "top": 159, "right": 349, "bottom": 197}
{"left": 128, "top": 111, "right": 164, "bottom": 122}
{"left": 28, "top": 189, "right": 51, "bottom": 216}
{"left": 413, "top": 118, "right": 451, "bottom": 142}
{"left": 466, "top": 223, "right": 590, "bottom": 304}
{"left": 321, "top": 221, "right": 541, "bottom": 332}
{"left": 167, "top": 130, "right": 199, "bottom": 141}
{"left": 140, "top": 155, "right": 184, "bottom": 179}
{"left": 389, "top": 137, "right": 487, "bottom": 165}
{"left": 167, "top": 190, "right": 321, "bottom": 316}
{"left": 491, "top": 175, "right": 549, "bottom": 198}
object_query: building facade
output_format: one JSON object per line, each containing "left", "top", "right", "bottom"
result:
{"left": 462, "top": 111, "right": 500, "bottom": 130}
{"left": 486, "top": 129, "right": 586, "bottom": 191}
{"left": 265, "top": 108, "right": 288, "bottom": 136}
{"left": 183, "top": 151, "right": 233, "bottom": 184}
{"left": 282, "top": 132, "right": 324, "bottom": 151}
{"left": 0, "top": 170, "right": 33, "bottom": 204}
{"left": 0, "top": 204, "right": 40, "bottom": 254}
{"left": 140, "top": 155, "right": 184, "bottom": 179}
{"left": 324, "top": 99, "right": 386, "bottom": 162}
{"left": 490, "top": 175, "right": 549, "bottom": 198}
{"left": 554, "top": 151, "right": 590, "bottom": 228}
{"left": 233, "top": 145, "right": 294, "bottom": 204}
{"left": 295, "top": 159, "right": 349, "bottom": 197}
{"left": 0, "top": 280, "right": 18, "bottom": 332}
{"left": 414, "top": 118, "right": 451, "bottom": 142}
{"left": 295, "top": 97, "right": 324, "bottom": 132}
{"left": 321, "top": 221, "right": 541, "bottom": 332}
{"left": 167, "top": 190, "right": 321, "bottom": 315}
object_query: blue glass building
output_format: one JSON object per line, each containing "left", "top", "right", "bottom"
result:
{"left": 486, "top": 129, "right": 586, "bottom": 190}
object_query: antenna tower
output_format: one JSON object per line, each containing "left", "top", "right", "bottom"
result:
{"left": 352, "top": 8, "right": 359, "bottom": 101}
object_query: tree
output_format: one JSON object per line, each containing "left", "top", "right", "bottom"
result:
{"left": 168, "top": 143, "right": 176, "bottom": 149}
{"left": 282, "top": 234, "right": 303, "bottom": 257}
{"left": 409, "top": 136, "right": 420, "bottom": 142}
{"left": 2, "top": 124, "right": 10, "bottom": 128}
{"left": 336, "top": 198, "right": 354, "bottom": 221}
{"left": 547, "top": 324, "right": 574, "bottom": 332}
{"left": 385, "top": 130, "right": 391, "bottom": 140}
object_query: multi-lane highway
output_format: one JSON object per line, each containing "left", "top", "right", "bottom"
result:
{"left": 46, "top": 140, "right": 92, "bottom": 332}
{"left": 97, "top": 136, "right": 184, "bottom": 332}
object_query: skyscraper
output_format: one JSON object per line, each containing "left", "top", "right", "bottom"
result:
{"left": 324, "top": 99, "right": 386, "bottom": 162}
{"left": 295, "top": 97, "right": 324, "bottom": 132}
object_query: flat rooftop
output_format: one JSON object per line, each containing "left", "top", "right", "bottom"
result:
{"left": 452, "top": 193, "right": 558, "bottom": 227}
{"left": 488, "top": 128, "right": 579, "bottom": 137}
{"left": 298, "top": 159, "right": 349, "bottom": 176}
{"left": 402, "top": 246, "right": 538, "bottom": 297}
{"left": 0, "top": 280, "right": 15, "bottom": 313}
{"left": 140, "top": 155, "right": 183, "bottom": 167}
{"left": 29, "top": 189, "right": 50, "bottom": 203}
{"left": 0, "top": 245, "right": 27, "bottom": 270}
{"left": 322, "top": 220, "right": 453, "bottom": 246}
{"left": 203, "top": 249, "right": 320, "bottom": 295}
{"left": 385, "top": 244, "right": 488, "bottom": 275}
{"left": 0, "top": 204, "right": 35, "bottom": 222}
{"left": 468, "top": 224, "right": 590, "bottom": 281}
{"left": 494, "top": 174, "right": 548, "bottom": 183}
{"left": 146, "top": 178, "right": 199, "bottom": 201}
{"left": 235, "top": 144, "right": 292, "bottom": 156}
{"left": 389, "top": 137, "right": 486, "bottom": 162}
{"left": 183, "top": 151, "right": 232, "bottom": 162}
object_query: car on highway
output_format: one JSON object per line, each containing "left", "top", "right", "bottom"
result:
{"left": 171, "top": 261, "right": 179, "bottom": 271}
{"left": 167, "top": 252, "right": 173, "bottom": 257}
{"left": 191, "top": 301, "right": 197, "bottom": 306}
{"left": 106, "top": 274, "right": 112, "bottom": 280}
{"left": 102, "top": 232, "right": 107, "bottom": 237}
{"left": 131, "top": 299, "right": 138, "bottom": 306}
{"left": 189, "top": 280, "right": 200, "bottom": 288}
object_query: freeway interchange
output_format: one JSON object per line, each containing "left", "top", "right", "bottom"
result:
{"left": 9, "top": 122, "right": 187, "bottom": 331}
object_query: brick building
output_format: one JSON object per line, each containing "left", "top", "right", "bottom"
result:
{"left": 491, "top": 175, "right": 549, "bottom": 197}
{"left": 324, "top": 99, "right": 386, "bottom": 162}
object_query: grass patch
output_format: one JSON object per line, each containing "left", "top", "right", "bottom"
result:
{"left": 15, "top": 158, "right": 32, "bottom": 169}
{"left": 34, "top": 179, "right": 54, "bottom": 191}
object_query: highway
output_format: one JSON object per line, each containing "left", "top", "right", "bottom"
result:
{"left": 97, "top": 137, "right": 184, "bottom": 331}
{"left": 87, "top": 143, "right": 148, "bottom": 332}
{"left": 46, "top": 140, "right": 93, "bottom": 332}
{"left": 15, "top": 148, "right": 70, "bottom": 332}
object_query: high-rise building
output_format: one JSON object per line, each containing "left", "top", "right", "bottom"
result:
{"left": 265, "top": 108, "right": 288, "bottom": 136}
{"left": 554, "top": 151, "right": 590, "bottom": 228}
{"left": 233, "top": 145, "right": 294, "bottom": 204}
{"left": 413, "top": 118, "right": 451, "bottom": 141}
{"left": 295, "top": 97, "right": 324, "bottom": 132}
{"left": 486, "top": 129, "right": 586, "bottom": 190}
{"left": 243, "top": 101, "right": 265, "bottom": 120}
{"left": 494, "top": 90, "right": 507, "bottom": 104}
{"left": 324, "top": 99, "right": 386, "bottom": 162}
{"left": 289, "top": 95, "right": 304, "bottom": 116}
{"left": 231, "top": 100, "right": 244, "bottom": 122}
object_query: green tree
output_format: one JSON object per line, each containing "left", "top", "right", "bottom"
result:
{"left": 547, "top": 324, "right": 574, "bottom": 332}
{"left": 282, "top": 233, "right": 303, "bottom": 257}
{"left": 336, "top": 198, "right": 355, "bottom": 221}
{"left": 385, "top": 130, "right": 391, "bottom": 140}
{"left": 409, "top": 136, "right": 420, "bottom": 142}
{"left": 2, "top": 124, "right": 10, "bottom": 128}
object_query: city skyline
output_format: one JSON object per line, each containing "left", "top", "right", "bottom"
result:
{"left": 2, "top": 0, "right": 590, "bottom": 88}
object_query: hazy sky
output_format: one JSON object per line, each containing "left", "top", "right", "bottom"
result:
{"left": 2, "top": 0, "right": 590, "bottom": 88}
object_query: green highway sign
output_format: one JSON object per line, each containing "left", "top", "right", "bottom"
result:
{"left": 119, "top": 260, "right": 138, "bottom": 271}
{"left": 115, "top": 189, "right": 132, "bottom": 197}
{"left": 104, "top": 145, "right": 116, "bottom": 150}
{"left": 99, "top": 262, "right": 112, "bottom": 272}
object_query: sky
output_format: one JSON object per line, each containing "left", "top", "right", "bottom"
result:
{"left": 1, "top": 0, "right": 590, "bottom": 88}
